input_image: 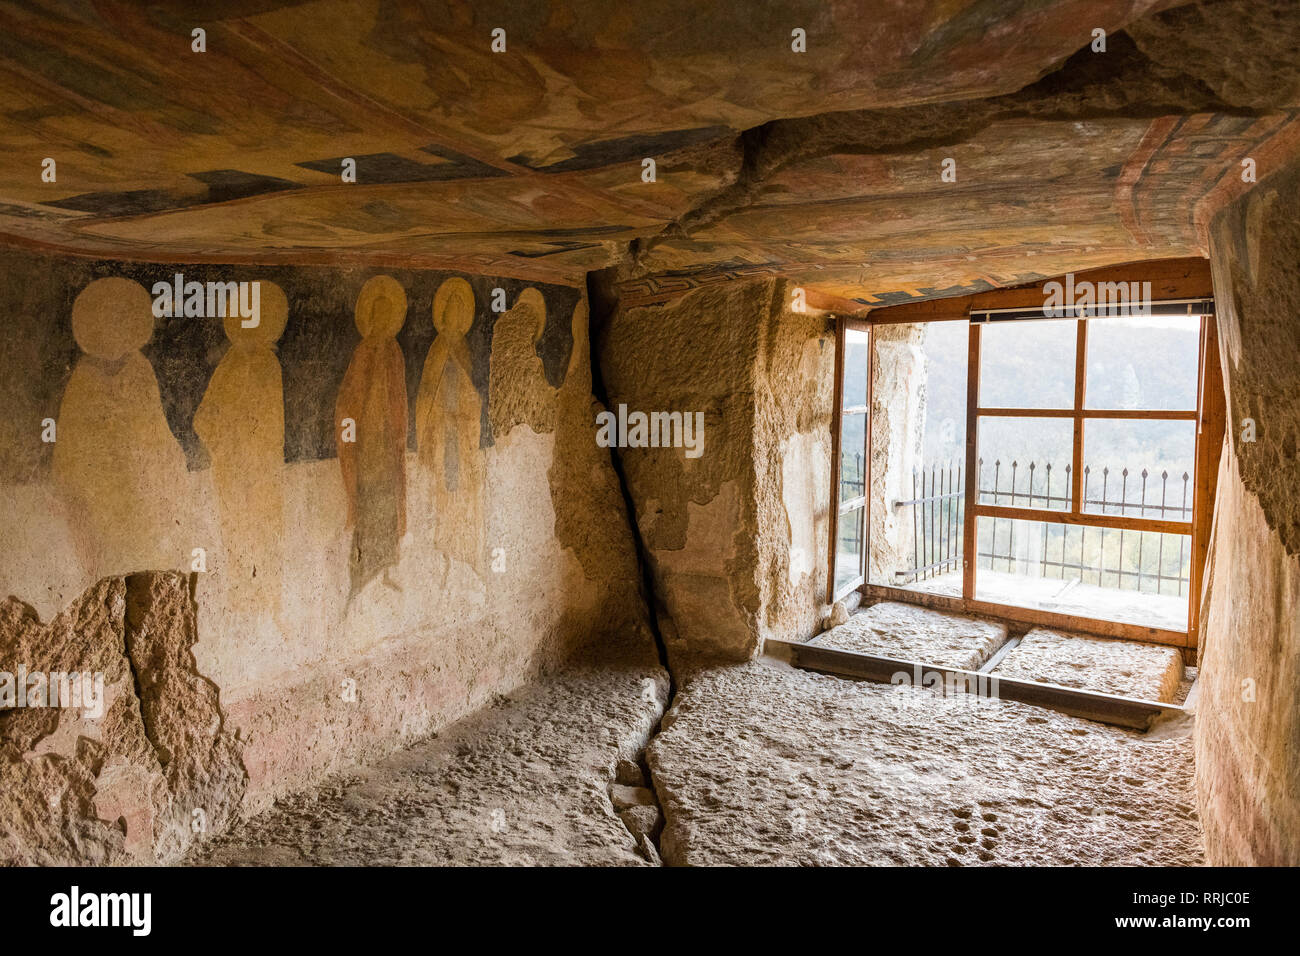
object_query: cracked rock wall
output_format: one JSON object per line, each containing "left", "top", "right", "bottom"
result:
{"left": 0, "top": 572, "right": 246, "bottom": 865}
{"left": 596, "top": 278, "right": 834, "bottom": 663}
{"left": 1197, "top": 156, "right": 1300, "bottom": 865}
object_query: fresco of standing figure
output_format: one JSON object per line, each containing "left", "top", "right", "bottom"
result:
{"left": 52, "top": 277, "right": 189, "bottom": 579}
{"left": 336, "top": 275, "right": 409, "bottom": 599}
{"left": 193, "top": 281, "right": 288, "bottom": 617}
{"left": 416, "top": 277, "right": 486, "bottom": 577}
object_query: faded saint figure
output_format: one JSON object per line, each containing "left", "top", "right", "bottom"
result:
{"left": 53, "top": 277, "right": 188, "bottom": 578}
{"left": 336, "top": 275, "right": 409, "bottom": 597}
{"left": 193, "top": 281, "right": 288, "bottom": 615}
{"left": 416, "top": 278, "right": 486, "bottom": 575}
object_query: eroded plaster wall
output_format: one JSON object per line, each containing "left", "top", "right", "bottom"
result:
{"left": 868, "top": 323, "right": 927, "bottom": 584}
{"left": 0, "top": 249, "right": 650, "bottom": 863}
{"left": 597, "top": 278, "right": 833, "bottom": 664}
{"left": 1198, "top": 160, "right": 1300, "bottom": 865}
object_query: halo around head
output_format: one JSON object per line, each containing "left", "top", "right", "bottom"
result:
{"left": 433, "top": 277, "right": 475, "bottom": 337}
{"left": 224, "top": 281, "right": 288, "bottom": 346}
{"left": 72, "top": 278, "right": 154, "bottom": 360}
{"left": 354, "top": 275, "right": 407, "bottom": 339}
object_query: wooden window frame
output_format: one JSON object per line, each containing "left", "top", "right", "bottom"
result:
{"left": 827, "top": 258, "right": 1223, "bottom": 659}
{"left": 828, "top": 318, "right": 872, "bottom": 602}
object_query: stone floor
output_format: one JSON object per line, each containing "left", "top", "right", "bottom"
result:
{"left": 185, "top": 645, "right": 1203, "bottom": 868}
{"left": 185, "top": 662, "right": 669, "bottom": 866}
{"left": 810, "top": 601, "right": 1007, "bottom": 669}
{"left": 811, "top": 601, "right": 1187, "bottom": 701}
{"left": 648, "top": 658, "right": 1203, "bottom": 866}
{"left": 992, "top": 627, "right": 1185, "bottom": 701}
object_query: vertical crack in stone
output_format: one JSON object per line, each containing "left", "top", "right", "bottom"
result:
{"left": 586, "top": 270, "right": 674, "bottom": 687}
{"left": 121, "top": 571, "right": 249, "bottom": 861}
{"left": 588, "top": 266, "right": 678, "bottom": 865}
{"left": 609, "top": 751, "right": 666, "bottom": 865}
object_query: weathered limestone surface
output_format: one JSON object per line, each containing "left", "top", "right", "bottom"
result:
{"left": 187, "top": 657, "right": 669, "bottom": 867}
{"left": 1128, "top": 0, "right": 1300, "bottom": 109}
{"left": 630, "top": 0, "right": 1300, "bottom": 304}
{"left": 992, "top": 628, "right": 1184, "bottom": 702}
{"left": 811, "top": 602, "right": 1007, "bottom": 671}
{"left": 867, "top": 324, "right": 926, "bottom": 580}
{"left": 1196, "top": 158, "right": 1300, "bottom": 865}
{"left": 649, "top": 659, "right": 1203, "bottom": 866}
{"left": 0, "top": 572, "right": 246, "bottom": 865}
{"left": 0, "top": 0, "right": 1200, "bottom": 290}
{"left": 597, "top": 278, "right": 833, "bottom": 664}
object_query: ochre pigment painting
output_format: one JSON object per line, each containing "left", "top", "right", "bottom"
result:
{"left": 0, "top": 249, "right": 584, "bottom": 628}
{"left": 416, "top": 277, "right": 485, "bottom": 576}
{"left": 337, "top": 275, "right": 410, "bottom": 597}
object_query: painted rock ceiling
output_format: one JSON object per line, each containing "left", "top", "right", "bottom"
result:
{"left": 0, "top": 0, "right": 1298, "bottom": 307}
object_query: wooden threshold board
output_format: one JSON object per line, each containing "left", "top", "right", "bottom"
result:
{"left": 766, "top": 638, "right": 1182, "bottom": 731}
{"left": 978, "top": 635, "right": 1022, "bottom": 673}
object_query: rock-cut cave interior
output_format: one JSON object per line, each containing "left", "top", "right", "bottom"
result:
{"left": 1, "top": 0, "right": 1297, "bottom": 894}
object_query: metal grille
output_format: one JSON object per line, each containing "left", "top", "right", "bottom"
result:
{"left": 894, "top": 458, "right": 1192, "bottom": 594}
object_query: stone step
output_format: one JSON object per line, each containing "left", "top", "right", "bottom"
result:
{"left": 809, "top": 600, "right": 1007, "bottom": 670}
{"left": 990, "top": 627, "right": 1184, "bottom": 702}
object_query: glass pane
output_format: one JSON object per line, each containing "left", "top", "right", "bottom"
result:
{"left": 835, "top": 507, "right": 865, "bottom": 593}
{"left": 843, "top": 328, "right": 869, "bottom": 408}
{"left": 839, "top": 412, "right": 866, "bottom": 502}
{"left": 867, "top": 320, "right": 968, "bottom": 591}
{"left": 975, "top": 516, "right": 1189, "bottom": 631}
{"left": 978, "top": 318, "right": 1076, "bottom": 409}
{"left": 1086, "top": 315, "right": 1200, "bottom": 411}
{"left": 1082, "top": 419, "right": 1196, "bottom": 519}
{"left": 976, "top": 417, "right": 1074, "bottom": 511}
{"left": 919, "top": 321, "right": 969, "bottom": 463}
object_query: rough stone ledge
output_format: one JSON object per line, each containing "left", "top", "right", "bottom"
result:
{"left": 1, "top": 572, "right": 246, "bottom": 866}
{"left": 810, "top": 601, "right": 1007, "bottom": 671}
{"left": 991, "top": 627, "right": 1185, "bottom": 702}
